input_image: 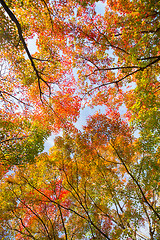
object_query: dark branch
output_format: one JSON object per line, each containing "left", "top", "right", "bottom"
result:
{"left": 0, "top": 0, "right": 51, "bottom": 100}
{"left": 109, "top": 141, "right": 160, "bottom": 221}
{"left": 86, "top": 56, "right": 160, "bottom": 94}
{"left": 0, "top": 90, "right": 31, "bottom": 107}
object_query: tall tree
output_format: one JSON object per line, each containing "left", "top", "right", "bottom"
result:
{"left": 0, "top": 0, "right": 160, "bottom": 239}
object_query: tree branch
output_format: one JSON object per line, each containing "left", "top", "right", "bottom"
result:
{"left": 109, "top": 141, "right": 160, "bottom": 221}
{"left": 0, "top": 0, "right": 51, "bottom": 101}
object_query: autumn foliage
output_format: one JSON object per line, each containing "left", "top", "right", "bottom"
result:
{"left": 0, "top": 0, "right": 160, "bottom": 239}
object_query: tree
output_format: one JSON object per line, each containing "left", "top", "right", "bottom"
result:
{"left": 0, "top": 154, "right": 71, "bottom": 239}
{"left": 0, "top": 115, "right": 49, "bottom": 167}
{"left": 0, "top": 0, "right": 160, "bottom": 239}
{"left": 1, "top": 116, "right": 159, "bottom": 239}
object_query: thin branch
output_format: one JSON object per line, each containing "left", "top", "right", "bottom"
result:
{"left": 85, "top": 66, "right": 140, "bottom": 77}
{"left": 62, "top": 168, "right": 111, "bottom": 239}
{"left": 22, "top": 176, "right": 89, "bottom": 222}
{"left": 86, "top": 69, "right": 140, "bottom": 94}
{"left": 109, "top": 141, "right": 160, "bottom": 221}
{"left": 87, "top": 193, "right": 120, "bottom": 226}
{"left": 0, "top": 87, "right": 29, "bottom": 108}
{"left": 41, "top": 0, "right": 54, "bottom": 35}
{"left": 86, "top": 56, "right": 160, "bottom": 94}
{"left": 137, "top": 56, "right": 160, "bottom": 61}
{"left": 0, "top": 0, "right": 51, "bottom": 100}
{"left": 94, "top": 148, "right": 122, "bottom": 165}
{"left": 11, "top": 188, "right": 52, "bottom": 240}
{"left": 58, "top": 205, "right": 68, "bottom": 240}
{"left": 0, "top": 136, "right": 28, "bottom": 144}
{"left": 90, "top": 21, "right": 130, "bottom": 55}
{"left": 11, "top": 210, "right": 37, "bottom": 239}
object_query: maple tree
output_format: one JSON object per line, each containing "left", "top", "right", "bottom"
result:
{"left": 0, "top": 0, "right": 160, "bottom": 239}
{"left": 0, "top": 154, "right": 71, "bottom": 239}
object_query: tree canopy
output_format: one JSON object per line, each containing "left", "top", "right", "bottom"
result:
{"left": 0, "top": 0, "right": 160, "bottom": 239}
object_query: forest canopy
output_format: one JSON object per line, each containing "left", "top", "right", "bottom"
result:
{"left": 0, "top": 0, "right": 160, "bottom": 239}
